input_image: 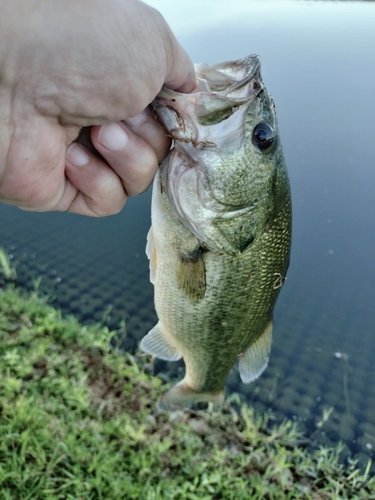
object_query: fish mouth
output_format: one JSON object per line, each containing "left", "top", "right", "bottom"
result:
{"left": 152, "top": 55, "right": 263, "bottom": 146}
{"left": 194, "top": 54, "right": 261, "bottom": 95}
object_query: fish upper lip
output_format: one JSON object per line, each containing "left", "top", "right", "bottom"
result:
{"left": 222, "top": 55, "right": 261, "bottom": 96}
{"left": 156, "top": 54, "right": 261, "bottom": 99}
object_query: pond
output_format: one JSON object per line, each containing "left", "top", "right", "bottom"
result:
{"left": 1, "top": 0, "right": 374, "bottom": 468}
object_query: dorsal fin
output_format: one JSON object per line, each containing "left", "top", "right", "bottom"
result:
{"left": 140, "top": 322, "right": 182, "bottom": 361}
{"left": 239, "top": 320, "right": 273, "bottom": 383}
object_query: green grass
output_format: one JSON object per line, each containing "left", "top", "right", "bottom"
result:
{"left": 0, "top": 286, "right": 374, "bottom": 499}
{"left": 0, "top": 247, "right": 17, "bottom": 281}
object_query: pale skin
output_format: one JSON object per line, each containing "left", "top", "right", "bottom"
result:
{"left": 0, "top": 0, "right": 196, "bottom": 216}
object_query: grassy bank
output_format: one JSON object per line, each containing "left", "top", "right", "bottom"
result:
{"left": 0, "top": 285, "right": 374, "bottom": 499}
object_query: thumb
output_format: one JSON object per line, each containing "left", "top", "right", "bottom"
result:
{"left": 155, "top": 14, "right": 196, "bottom": 93}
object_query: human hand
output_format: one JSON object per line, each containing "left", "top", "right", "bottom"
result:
{"left": 0, "top": 0, "right": 195, "bottom": 216}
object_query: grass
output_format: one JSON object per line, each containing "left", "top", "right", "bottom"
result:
{"left": 0, "top": 247, "right": 17, "bottom": 281}
{"left": 0, "top": 285, "right": 374, "bottom": 499}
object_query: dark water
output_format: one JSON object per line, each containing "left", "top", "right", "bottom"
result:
{"left": 1, "top": 1, "right": 374, "bottom": 467}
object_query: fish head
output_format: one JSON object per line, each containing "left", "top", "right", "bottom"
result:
{"left": 152, "top": 55, "right": 284, "bottom": 254}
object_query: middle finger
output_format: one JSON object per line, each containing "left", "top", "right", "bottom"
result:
{"left": 91, "top": 121, "right": 159, "bottom": 196}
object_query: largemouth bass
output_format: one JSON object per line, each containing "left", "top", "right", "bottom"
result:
{"left": 141, "top": 55, "right": 291, "bottom": 411}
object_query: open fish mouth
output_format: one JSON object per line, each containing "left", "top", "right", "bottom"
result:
{"left": 152, "top": 55, "right": 264, "bottom": 149}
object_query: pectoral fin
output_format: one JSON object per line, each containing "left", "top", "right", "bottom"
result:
{"left": 140, "top": 322, "right": 182, "bottom": 361}
{"left": 177, "top": 246, "right": 206, "bottom": 303}
{"left": 239, "top": 320, "right": 273, "bottom": 383}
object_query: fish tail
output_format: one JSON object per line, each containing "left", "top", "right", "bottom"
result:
{"left": 156, "top": 379, "right": 225, "bottom": 413}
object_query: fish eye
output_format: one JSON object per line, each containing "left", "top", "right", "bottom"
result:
{"left": 253, "top": 123, "right": 274, "bottom": 151}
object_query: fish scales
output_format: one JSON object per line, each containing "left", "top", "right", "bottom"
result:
{"left": 141, "top": 55, "right": 291, "bottom": 411}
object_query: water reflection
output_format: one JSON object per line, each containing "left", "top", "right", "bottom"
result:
{"left": 1, "top": 0, "right": 375, "bottom": 467}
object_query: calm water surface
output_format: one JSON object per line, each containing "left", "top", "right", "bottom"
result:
{"left": 1, "top": 0, "right": 374, "bottom": 467}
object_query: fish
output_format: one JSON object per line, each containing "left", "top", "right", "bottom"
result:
{"left": 141, "top": 55, "right": 291, "bottom": 411}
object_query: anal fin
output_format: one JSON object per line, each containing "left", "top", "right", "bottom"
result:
{"left": 140, "top": 322, "right": 182, "bottom": 361}
{"left": 239, "top": 320, "right": 273, "bottom": 383}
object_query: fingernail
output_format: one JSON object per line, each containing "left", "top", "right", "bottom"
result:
{"left": 66, "top": 143, "right": 89, "bottom": 166}
{"left": 98, "top": 122, "right": 128, "bottom": 151}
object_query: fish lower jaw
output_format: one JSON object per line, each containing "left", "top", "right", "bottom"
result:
{"left": 155, "top": 379, "right": 225, "bottom": 414}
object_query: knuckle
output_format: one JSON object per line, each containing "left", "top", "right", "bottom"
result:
{"left": 91, "top": 187, "right": 126, "bottom": 217}
{"left": 93, "top": 203, "right": 123, "bottom": 217}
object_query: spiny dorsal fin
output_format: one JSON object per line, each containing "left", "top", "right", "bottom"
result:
{"left": 140, "top": 322, "right": 182, "bottom": 361}
{"left": 239, "top": 320, "right": 273, "bottom": 383}
{"left": 145, "top": 227, "right": 157, "bottom": 285}
{"left": 177, "top": 246, "right": 206, "bottom": 303}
